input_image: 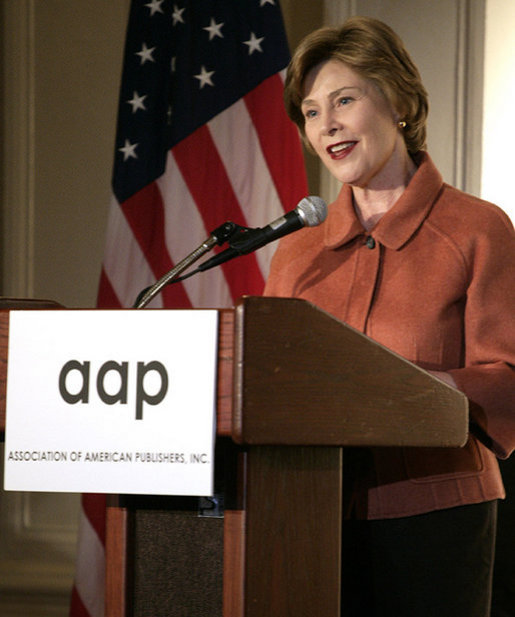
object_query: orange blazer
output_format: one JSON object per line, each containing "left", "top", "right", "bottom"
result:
{"left": 265, "top": 152, "right": 515, "bottom": 519}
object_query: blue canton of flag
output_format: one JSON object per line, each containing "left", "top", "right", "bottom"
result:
{"left": 113, "top": 0, "right": 291, "bottom": 203}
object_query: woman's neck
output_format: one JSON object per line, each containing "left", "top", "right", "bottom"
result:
{"left": 352, "top": 150, "right": 417, "bottom": 231}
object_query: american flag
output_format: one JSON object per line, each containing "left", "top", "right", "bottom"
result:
{"left": 69, "top": 0, "right": 307, "bottom": 615}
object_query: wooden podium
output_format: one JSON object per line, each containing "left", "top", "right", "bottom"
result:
{"left": 0, "top": 296, "right": 468, "bottom": 617}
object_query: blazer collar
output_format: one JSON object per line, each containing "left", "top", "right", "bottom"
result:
{"left": 324, "top": 152, "right": 444, "bottom": 250}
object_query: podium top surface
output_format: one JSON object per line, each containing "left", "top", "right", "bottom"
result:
{"left": 231, "top": 296, "right": 468, "bottom": 447}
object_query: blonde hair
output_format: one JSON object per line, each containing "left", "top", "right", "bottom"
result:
{"left": 284, "top": 16, "right": 428, "bottom": 154}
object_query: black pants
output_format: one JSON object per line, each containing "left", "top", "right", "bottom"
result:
{"left": 492, "top": 458, "right": 515, "bottom": 617}
{"left": 342, "top": 501, "right": 497, "bottom": 617}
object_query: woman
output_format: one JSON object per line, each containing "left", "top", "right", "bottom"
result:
{"left": 264, "top": 16, "right": 515, "bottom": 617}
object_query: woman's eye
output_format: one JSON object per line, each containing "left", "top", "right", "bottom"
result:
{"left": 338, "top": 97, "right": 352, "bottom": 106}
{"left": 304, "top": 109, "right": 318, "bottom": 119}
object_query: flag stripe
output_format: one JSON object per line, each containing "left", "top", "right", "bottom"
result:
{"left": 97, "top": 267, "right": 122, "bottom": 309}
{"left": 172, "top": 125, "right": 252, "bottom": 232}
{"left": 172, "top": 125, "right": 265, "bottom": 298}
{"left": 156, "top": 153, "right": 234, "bottom": 308}
{"left": 72, "top": 501, "right": 105, "bottom": 617}
{"left": 244, "top": 73, "right": 309, "bottom": 206}
{"left": 81, "top": 494, "right": 106, "bottom": 544}
{"left": 69, "top": 587, "right": 91, "bottom": 617}
{"left": 207, "top": 94, "right": 283, "bottom": 277}
{"left": 101, "top": 196, "right": 164, "bottom": 308}
{"left": 120, "top": 183, "right": 173, "bottom": 277}
{"left": 121, "top": 185, "right": 192, "bottom": 307}
{"left": 208, "top": 86, "right": 284, "bottom": 228}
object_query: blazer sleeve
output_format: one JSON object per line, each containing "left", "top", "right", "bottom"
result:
{"left": 449, "top": 205, "right": 515, "bottom": 459}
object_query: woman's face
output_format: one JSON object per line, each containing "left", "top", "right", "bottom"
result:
{"left": 301, "top": 59, "right": 405, "bottom": 189}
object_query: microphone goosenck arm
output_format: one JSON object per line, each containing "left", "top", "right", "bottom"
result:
{"left": 133, "top": 196, "right": 327, "bottom": 307}
{"left": 133, "top": 222, "right": 240, "bottom": 309}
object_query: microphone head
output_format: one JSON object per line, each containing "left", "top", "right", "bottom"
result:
{"left": 296, "top": 196, "right": 328, "bottom": 227}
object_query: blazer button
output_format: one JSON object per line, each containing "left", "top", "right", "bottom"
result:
{"left": 365, "top": 236, "right": 376, "bottom": 249}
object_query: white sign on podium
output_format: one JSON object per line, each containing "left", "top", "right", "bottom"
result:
{"left": 3, "top": 309, "right": 218, "bottom": 496}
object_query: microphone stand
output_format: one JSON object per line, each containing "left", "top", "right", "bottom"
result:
{"left": 133, "top": 222, "right": 241, "bottom": 309}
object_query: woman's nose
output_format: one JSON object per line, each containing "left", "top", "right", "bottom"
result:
{"left": 321, "top": 109, "right": 341, "bottom": 136}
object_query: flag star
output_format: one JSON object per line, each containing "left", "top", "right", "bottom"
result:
{"left": 260, "top": 0, "right": 275, "bottom": 5}
{"left": 135, "top": 42, "right": 156, "bottom": 65}
{"left": 194, "top": 66, "right": 215, "bottom": 88}
{"left": 243, "top": 32, "right": 264, "bottom": 55}
{"left": 119, "top": 139, "right": 138, "bottom": 161}
{"left": 203, "top": 18, "right": 224, "bottom": 40}
{"left": 145, "top": 0, "right": 164, "bottom": 15}
{"left": 127, "top": 91, "right": 147, "bottom": 113}
{"left": 172, "top": 4, "right": 185, "bottom": 25}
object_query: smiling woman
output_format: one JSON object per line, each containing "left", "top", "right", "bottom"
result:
{"left": 300, "top": 60, "right": 415, "bottom": 225}
{"left": 265, "top": 15, "right": 515, "bottom": 617}
{"left": 285, "top": 18, "right": 427, "bottom": 229}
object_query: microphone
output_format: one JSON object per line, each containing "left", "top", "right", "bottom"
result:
{"left": 194, "top": 196, "right": 327, "bottom": 273}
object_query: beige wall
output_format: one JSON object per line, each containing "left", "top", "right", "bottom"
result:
{"left": 481, "top": 0, "right": 515, "bottom": 221}
{"left": 1, "top": 0, "right": 128, "bottom": 308}
{"left": 1, "top": 4, "right": 129, "bottom": 615}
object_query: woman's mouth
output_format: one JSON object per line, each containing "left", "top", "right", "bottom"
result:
{"left": 327, "top": 141, "right": 357, "bottom": 159}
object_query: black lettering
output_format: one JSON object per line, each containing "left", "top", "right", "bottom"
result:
{"left": 59, "top": 360, "right": 90, "bottom": 404}
{"left": 190, "top": 453, "right": 209, "bottom": 464}
{"left": 135, "top": 361, "right": 168, "bottom": 420}
{"left": 96, "top": 361, "right": 128, "bottom": 405}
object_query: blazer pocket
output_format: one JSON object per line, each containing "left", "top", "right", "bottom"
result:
{"left": 403, "top": 437, "right": 484, "bottom": 482}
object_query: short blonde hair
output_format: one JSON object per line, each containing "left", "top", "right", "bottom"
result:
{"left": 284, "top": 16, "right": 428, "bottom": 154}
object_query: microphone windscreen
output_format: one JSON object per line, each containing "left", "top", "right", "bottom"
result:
{"left": 297, "top": 196, "right": 328, "bottom": 227}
